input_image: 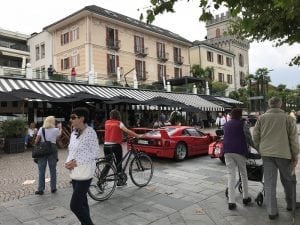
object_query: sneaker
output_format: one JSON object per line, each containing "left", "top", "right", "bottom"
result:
{"left": 51, "top": 189, "right": 57, "bottom": 193}
{"left": 243, "top": 197, "right": 252, "bottom": 205}
{"left": 228, "top": 203, "right": 237, "bottom": 210}
{"left": 268, "top": 213, "right": 279, "bottom": 220}
{"left": 35, "top": 191, "right": 44, "bottom": 195}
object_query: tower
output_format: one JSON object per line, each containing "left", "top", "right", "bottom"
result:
{"left": 205, "top": 12, "right": 250, "bottom": 91}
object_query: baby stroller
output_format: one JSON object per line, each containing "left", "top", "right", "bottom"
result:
{"left": 225, "top": 148, "right": 265, "bottom": 206}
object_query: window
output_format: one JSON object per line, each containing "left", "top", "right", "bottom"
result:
{"left": 226, "top": 57, "right": 232, "bottom": 67}
{"left": 1, "top": 102, "right": 7, "bottom": 107}
{"left": 40, "top": 43, "right": 45, "bottom": 59}
{"left": 135, "top": 60, "right": 146, "bottom": 80}
{"left": 218, "top": 73, "right": 224, "bottom": 82}
{"left": 107, "top": 54, "right": 119, "bottom": 75}
{"left": 156, "top": 42, "right": 165, "bottom": 58}
{"left": 61, "top": 57, "right": 70, "bottom": 70}
{"left": 134, "top": 36, "right": 144, "bottom": 53}
{"left": 217, "top": 54, "right": 223, "bottom": 65}
{"left": 174, "top": 67, "right": 182, "bottom": 78}
{"left": 240, "top": 71, "right": 245, "bottom": 86}
{"left": 173, "top": 47, "right": 182, "bottom": 64}
{"left": 157, "top": 64, "right": 166, "bottom": 81}
{"left": 216, "top": 28, "right": 221, "bottom": 38}
{"left": 35, "top": 45, "right": 40, "bottom": 60}
{"left": 207, "top": 51, "right": 213, "bottom": 62}
{"left": 239, "top": 54, "right": 244, "bottom": 67}
{"left": 71, "top": 55, "right": 80, "bottom": 67}
{"left": 106, "top": 27, "right": 119, "bottom": 49}
{"left": 227, "top": 74, "right": 233, "bottom": 84}
{"left": 12, "top": 101, "right": 18, "bottom": 107}
{"left": 70, "top": 28, "right": 79, "bottom": 41}
{"left": 61, "top": 32, "right": 69, "bottom": 45}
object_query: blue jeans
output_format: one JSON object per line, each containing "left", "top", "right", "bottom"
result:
{"left": 70, "top": 179, "right": 94, "bottom": 225}
{"left": 37, "top": 153, "right": 57, "bottom": 191}
{"left": 25, "top": 135, "right": 33, "bottom": 145}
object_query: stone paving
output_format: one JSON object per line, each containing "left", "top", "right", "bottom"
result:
{"left": 0, "top": 129, "right": 299, "bottom": 225}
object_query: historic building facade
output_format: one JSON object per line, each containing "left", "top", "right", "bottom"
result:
{"left": 28, "top": 5, "right": 192, "bottom": 87}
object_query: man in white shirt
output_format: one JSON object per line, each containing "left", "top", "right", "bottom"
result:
{"left": 215, "top": 112, "right": 227, "bottom": 128}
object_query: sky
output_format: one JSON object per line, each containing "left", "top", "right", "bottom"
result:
{"left": 1, "top": 0, "right": 299, "bottom": 89}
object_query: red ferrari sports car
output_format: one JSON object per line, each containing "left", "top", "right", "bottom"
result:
{"left": 130, "top": 126, "right": 216, "bottom": 161}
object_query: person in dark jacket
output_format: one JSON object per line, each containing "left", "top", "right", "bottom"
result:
{"left": 223, "top": 108, "right": 254, "bottom": 210}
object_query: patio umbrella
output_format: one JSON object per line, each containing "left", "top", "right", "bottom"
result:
{"left": 52, "top": 91, "right": 109, "bottom": 102}
{"left": 7, "top": 88, "right": 53, "bottom": 101}
{"left": 105, "top": 95, "right": 143, "bottom": 105}
{"left": 0, "top": 91, "right": 22, "bottom": 101}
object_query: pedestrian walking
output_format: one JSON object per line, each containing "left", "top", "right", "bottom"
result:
{"left": 253, "top": 97, "right": 300, "bottom": 220}
{"left": 215, "top": 112, "right": 226, "bottom": 129}
{"left": 223, "top": 108, "right": 254, "bottom": 210}
{"left": 71, "top": 67, "right": 76, "bottom": 82}
{"left": 34, "top": 116, "right": 61, "bottom": 195}
{"left": 65, "top": 107, "right": 100, "bottom": 225}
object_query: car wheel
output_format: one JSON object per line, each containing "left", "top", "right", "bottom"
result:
{"left": 219, "top": 155, "right": 225, "bottom": 164}
{"left": 174, "top": 142, "right": 187, "bottom": 161}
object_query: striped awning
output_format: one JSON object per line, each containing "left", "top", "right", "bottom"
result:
{"left": 0, "top": 77, "right": 224, "bottom": 111}
{"left": 215, "top": 96, "right": 243, "bottom": 105}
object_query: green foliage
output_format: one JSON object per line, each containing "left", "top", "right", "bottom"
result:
{"left": 142, "top": 0, "right": 300, "bottom": 65}
{"left": 2, "top": 119, "right": 27, "bottom": 138}
{"left": 169, "top": 111, "right": 186, "bottom": 125}
{"left": 211, "top": 81, "right": 228, "bottom": 95}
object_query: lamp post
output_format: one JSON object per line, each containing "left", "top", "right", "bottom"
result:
{"left": 260, "top": 69, "right": 273, "bottom": 112}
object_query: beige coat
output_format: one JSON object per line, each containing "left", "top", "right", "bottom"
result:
{"left": 253, "top": 108, "right": 299, "bottom": 160}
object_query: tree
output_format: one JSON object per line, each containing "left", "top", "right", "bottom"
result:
{"left": 191, "top": 64, "right": 214, "bottom": 94}
{"left": 142, "top": 0, "right": 300, "bottom": 65}
{"left": 211, "top": 81, "right": 228, "bottom": 95}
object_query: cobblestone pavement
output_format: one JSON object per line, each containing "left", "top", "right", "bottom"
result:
{"left": 0, "top": 128, "right": 299, "bottom": 225}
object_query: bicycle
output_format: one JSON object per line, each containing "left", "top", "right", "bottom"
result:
{"left": 88, "top": 137, "right": 154, "bottom": 201}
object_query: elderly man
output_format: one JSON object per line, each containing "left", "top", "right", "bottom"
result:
{"left": 253, "top": 97, "right": 299, "bottom": 220}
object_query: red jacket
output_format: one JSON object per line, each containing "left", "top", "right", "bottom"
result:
{"left": 104, "top": 119, "right": 122, "bottom": 144}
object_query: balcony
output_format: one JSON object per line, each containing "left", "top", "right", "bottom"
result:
{"left": 135, "top": 48, "right": 148, "bottom": 57}
{"left": 106, "top": 39, "right": 120, "bottom": 51}
{"left": 157, "top": 52, "right": 169, "bottom": 62}
{"left": 174, "top": 56, "right": 184, "bottom": 65}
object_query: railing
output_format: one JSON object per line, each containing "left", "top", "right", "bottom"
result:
{"left": 106, "top": 39, "right": 121, "bottom": 50}
{"left": 136, "top": 71, "right": 148, "bottom": 81}
{"left": 157, "top": 52, "right": 169, "bottom": 62}
{"left": 174, "top": 56, "right": 184, "bottom": 65}
{"left": 135, "top": 47, "right": 148, "bottom": 57}
{"left": 0, "top": 41, "right": 29, "bottom": 52}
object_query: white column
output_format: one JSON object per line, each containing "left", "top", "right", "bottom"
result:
{"left": 205, "top": 81, "right": 210, "bottom": 95}
{"left": 166, "top": 81, "right": 171, "bottom": 92}
{"left": 26, "top": 63, "right": 33, "bottom": 79}
{"left": 88, "top": 64, "right": 95, "bottom": 84}
{"left": 193, "top": 84, "right": 197, "bottom": 94}
{"left": 21, "top": 57, "right": 27, "bottom": 75}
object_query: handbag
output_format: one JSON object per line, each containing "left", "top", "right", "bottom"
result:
{"left": 69, "top": 128, "right": 94, "bottom": 180}
{"left": 32, "top": 128, "right": 54, "bottom": 158}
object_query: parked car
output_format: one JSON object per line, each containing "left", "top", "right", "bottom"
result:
{"left": 130, "top": 126, "right": 216, "bottom": 161}
{"left": 208, "top": 129, "right": 225, "bottom": 163}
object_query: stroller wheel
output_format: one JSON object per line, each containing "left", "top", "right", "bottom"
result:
{"left": 238, "top": 183, "right": 243, "bottom": 193}
{"left": 225, "top": 188, "right": 228, "bottom": 198}
{"left": 255, "top": 192, "right": 263, "bottom": 206}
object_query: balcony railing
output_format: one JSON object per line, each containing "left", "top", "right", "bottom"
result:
{"left": 174, "top": 56, "right": 184, "bottom": 65}
{"left": 135, "top": 48, "right": 148, "bottom": 57}
{"left": 106, "top": 39, "right": 120, "bottom": 50}
{"left": 157, "top": 52, "right": 169, "bottom": 62}
{"left": 136, "top": 71, "right": 148, "bottom": 81}
{"left": 0, "top": 41, "right": 29, "bottom": 52}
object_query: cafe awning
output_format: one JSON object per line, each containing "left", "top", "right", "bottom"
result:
{"left": 0, "top": 77, "right": 224, "bottom": 111}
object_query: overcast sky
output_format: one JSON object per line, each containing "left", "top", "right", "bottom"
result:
{"left": 1, "top": 0, "right": 299, "bottom": 89}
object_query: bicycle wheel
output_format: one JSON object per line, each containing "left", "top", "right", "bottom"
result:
{"left": 88, "top": 160, "right": 117, "bottom": 201}
{"left": 129, "top": 153, "right": 153, "bottom": 187}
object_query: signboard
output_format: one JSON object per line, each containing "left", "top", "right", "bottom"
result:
{"left": 248, "top": 96, "right": 264, "bottom": 100}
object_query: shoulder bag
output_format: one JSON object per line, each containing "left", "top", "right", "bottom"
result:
{"left": 69, "top": 128, "right": 94, "bottom": 180}
{"left": 32, "top": 128, "right": 54, "bottom": 158}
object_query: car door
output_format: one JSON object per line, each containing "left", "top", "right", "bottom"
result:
{"left": 185, "top": 128, "right": 211, "bottom": 155}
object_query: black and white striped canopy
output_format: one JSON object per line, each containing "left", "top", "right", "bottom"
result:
{"left": 0, "top": 77, "right": 224, "bottom": 111}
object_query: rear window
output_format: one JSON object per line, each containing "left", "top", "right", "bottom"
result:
{"left": 147, "top": 127, "right": 176, "bottom": 136}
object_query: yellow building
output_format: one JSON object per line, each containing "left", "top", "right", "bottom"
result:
{"left": 41, "top": 5, "right": 192, "bottom": 86}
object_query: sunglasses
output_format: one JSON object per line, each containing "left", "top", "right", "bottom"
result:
{"left": 70, "top": 115, "right": 80, "bottom": 120}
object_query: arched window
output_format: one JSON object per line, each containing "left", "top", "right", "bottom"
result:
{"left": 216, "top": 28, "right": 220, "bottom": 38}
{"left": 239, "top": 54, "right": 244, "bottom": 67}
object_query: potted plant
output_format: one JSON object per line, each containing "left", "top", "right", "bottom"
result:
{"left": 2, "top": 119, "right": 27, "bottom": 153}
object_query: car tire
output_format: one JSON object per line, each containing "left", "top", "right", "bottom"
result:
{"left": 174, "top": 142, "right": 187, "bottom": 161}
{"left": 220, "top": 155, "right": 225, "bottom": 164}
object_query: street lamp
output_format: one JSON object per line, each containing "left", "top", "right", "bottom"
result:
{"left": 261, "top": 69, "right": 273, "bottom": 112}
